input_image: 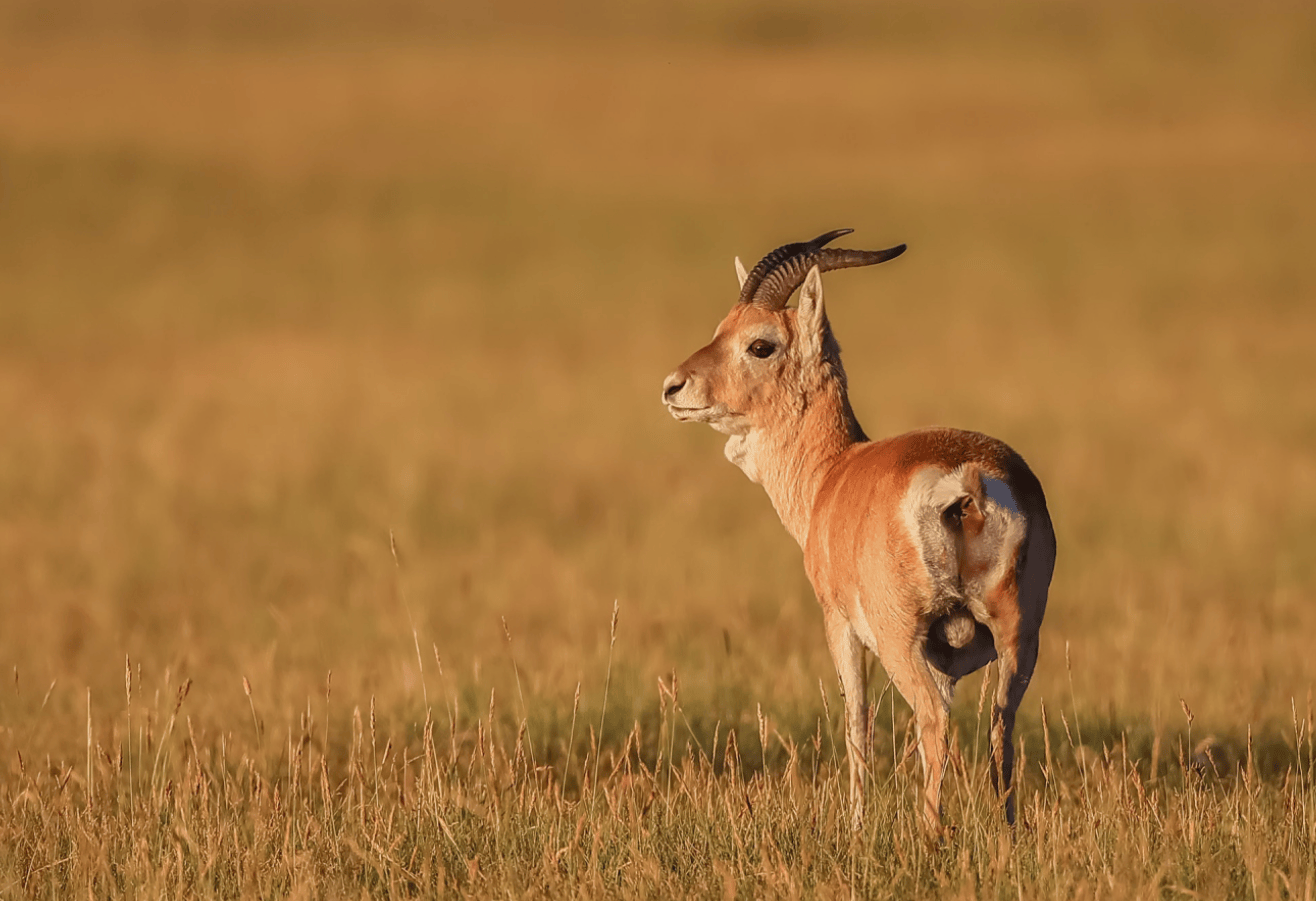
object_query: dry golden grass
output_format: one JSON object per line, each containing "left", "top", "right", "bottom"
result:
{"left": 1, "top": 1, "right": 1315, "bottom": 896}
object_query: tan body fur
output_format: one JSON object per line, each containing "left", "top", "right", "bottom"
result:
{"left": 663, "top": 242, "right": 1056, "bottom": 832}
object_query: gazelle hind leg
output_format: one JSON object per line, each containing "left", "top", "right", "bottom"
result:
{"left": 823, "top": 610, "right": 868, "bottom": 828}
{"left": 881, "top": 636, "right": 952, "bottom": 835}
{"left": 987, "top": 522, "right": 1055, "bottom": 825}
{"left": 988, "top": 633, "right": 1038, "bottom": 825}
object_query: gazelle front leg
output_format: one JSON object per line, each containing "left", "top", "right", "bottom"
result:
{"left": 823, "top": 609, "right": 868, "bottom": 828}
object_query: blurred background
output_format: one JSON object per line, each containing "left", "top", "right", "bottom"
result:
{"left": 1, "top": 0, "right": 1314, "bottom": 764}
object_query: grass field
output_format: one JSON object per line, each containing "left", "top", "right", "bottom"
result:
{"left": 1, "top": 1, "right": 1315, "bottom": 896}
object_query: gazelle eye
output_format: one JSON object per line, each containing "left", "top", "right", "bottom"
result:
{"left": 748, "top": 339, "right": 776, "bottom": 359}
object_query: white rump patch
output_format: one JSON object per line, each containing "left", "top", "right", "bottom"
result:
{"left": 903, "top": 466, "right": 972, "bottom": 523}
{"left": 901, "top": 464, "right": 1028, "bottom": 617}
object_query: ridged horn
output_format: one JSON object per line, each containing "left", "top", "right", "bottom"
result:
{"left": 738, "top": 229, "right": 906, "bottom": 311}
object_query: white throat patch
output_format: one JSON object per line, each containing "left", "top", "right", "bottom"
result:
{"left": 724, "top": 433, "right": 761, "bottom": 484}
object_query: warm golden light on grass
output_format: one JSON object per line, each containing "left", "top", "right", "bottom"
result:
{"left": 1, "top": 0, "right": 1314, "bottom": 896}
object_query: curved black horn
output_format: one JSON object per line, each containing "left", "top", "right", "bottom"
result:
{"left": 739, "top": 229, "right": 906, "bottom": 311}
{"left": 737, "top": 229, "right": 852, "bottom": 306}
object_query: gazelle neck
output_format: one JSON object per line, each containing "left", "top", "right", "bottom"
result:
{"left": 725, "top": 372, "right": 865, "bottom": 548}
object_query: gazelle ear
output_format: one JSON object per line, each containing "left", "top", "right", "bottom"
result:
{"left": 734, "top": 256, "right": 748, "bottom": 289}
{"left": 797, "top": 265, "right": 827, "bottom": 349}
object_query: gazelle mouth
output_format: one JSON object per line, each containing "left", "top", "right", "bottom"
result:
{"left": 665, "top": 404, "right": 708, "bottom": 420}
{"left": 666, "top": 404, "right": 745, "bottom": 434}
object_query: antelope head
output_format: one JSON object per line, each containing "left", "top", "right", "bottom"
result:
{"left": 661, "top": 229, "right": 905, "bottom": 480}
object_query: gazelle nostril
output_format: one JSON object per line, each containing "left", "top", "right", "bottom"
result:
{"left": 662, "top": 374, "right": 685, "bottom": 400}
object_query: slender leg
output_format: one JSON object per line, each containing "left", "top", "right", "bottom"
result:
{"left": 988, "top": 632, "right": 1038, "bottom": 825}
{"left": 927, "top": 668, "right": 958, "bottom": 714}
{"left": 823, "top": 610, "right": 868, "bottom": 828}
{"left": 880, "top": 635, "right": 952, "bottom": 835}
{"left": 986, "top": 524, "right": 1054, "bottom": 826}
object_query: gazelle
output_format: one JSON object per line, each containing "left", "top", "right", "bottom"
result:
{"left": 661, "top": 230, "right": 1056, "bottom": 832}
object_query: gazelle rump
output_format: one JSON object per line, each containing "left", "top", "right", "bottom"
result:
{"left": 661, "top": 230, "right": 1056, "bottom": 832}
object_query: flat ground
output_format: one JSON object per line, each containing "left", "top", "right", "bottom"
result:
{"left": 0, "top": 1, "right": 1314, "bottom": 896}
